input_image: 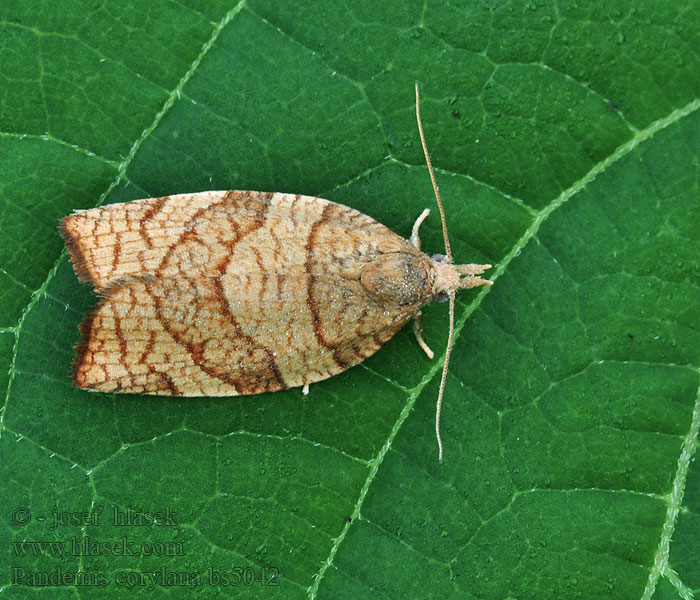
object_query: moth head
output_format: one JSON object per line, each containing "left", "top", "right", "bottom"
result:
{"left": 431, "top": 257, "right": 492, "bottom": 297}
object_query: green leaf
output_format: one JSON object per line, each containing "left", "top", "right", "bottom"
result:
{"left": 2, "top": 1, "right": 699, "bottom": 598}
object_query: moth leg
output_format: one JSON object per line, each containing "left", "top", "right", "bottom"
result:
{"left": 302, "top": 383, "right": 310, "bottom": 395}
{"left": 410, "top": 208, "right": 431, "bottom": 250}
{"left": 409, "top": 208, "right": 435, "bottom": 361}
{"left": 412, "top": 310, "right": 434, "bottom": 359}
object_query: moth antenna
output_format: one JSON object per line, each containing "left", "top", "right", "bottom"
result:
{"left": 416, "top": 82, "right": 457, "bottom": 462}
{"left": 435, "top": 291, "right": 455, "bottom": 463}
{"left": 415, "top": 81, "right": 452, "bottom": 263}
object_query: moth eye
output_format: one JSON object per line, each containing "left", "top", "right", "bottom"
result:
{"left": 431, "top": 253, "right": 447, "bottom": 263}
{"left": 433, "top": 291, "right": 449, "bottom": 303}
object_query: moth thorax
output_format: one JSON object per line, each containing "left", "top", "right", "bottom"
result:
{"left": 360, "top": 253, "right": 432, "bottom": 306}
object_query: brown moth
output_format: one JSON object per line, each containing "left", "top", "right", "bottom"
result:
{"left": 60, "top": 84, "right": 491, "bottom": 461}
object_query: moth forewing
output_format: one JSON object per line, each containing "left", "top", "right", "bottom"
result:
{"left": 62, "top": 192, "right": 432, "bottom": 395}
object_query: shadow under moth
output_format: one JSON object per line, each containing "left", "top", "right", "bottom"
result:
{"left": 60, "top": 84, "right": 492, "bottom": 461}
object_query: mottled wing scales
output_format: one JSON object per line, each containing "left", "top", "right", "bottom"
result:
{"left": 75, "top": 277, "right": 284, "bottom": 395}
{"left": 75, "top": 275, "right": 412, "bottom": 395}
{"left": 63, "top": 192, "right": 424, "bottom": 395}
{"left": 60, "top": 191, "right": 269, "bottom": 293}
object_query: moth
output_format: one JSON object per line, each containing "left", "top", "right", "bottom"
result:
{"left": 60, "top": 84, "right": 492, "bottom": 461}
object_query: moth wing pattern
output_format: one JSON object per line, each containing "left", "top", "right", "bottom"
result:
{"left": 61, "top": 191, "right": 427, "bottom": 395}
